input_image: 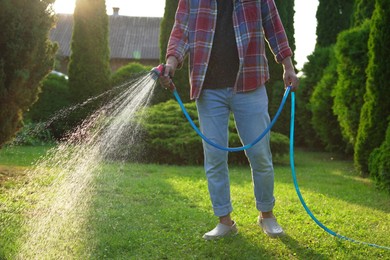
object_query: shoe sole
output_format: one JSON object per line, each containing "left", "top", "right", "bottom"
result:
{"left": 261, "top": 227, "right": 284, "bottom": 238}
{"left": 203, "top": 230, "right": 238, "bottom": 240}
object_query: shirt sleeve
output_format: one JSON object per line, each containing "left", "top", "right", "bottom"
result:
{"left": 166, "top": 0, "right": 190, "bottom": 68}
{"left": 261, "top": 0, "right": 293, "bottom": 63}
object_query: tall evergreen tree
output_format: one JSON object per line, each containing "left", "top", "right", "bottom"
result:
{"left": 0, "top": 0, "right": 57, "bottom": 147}
{"left": 295, "top": 47, "right": 332, "bottom": 148}
{"left": 310, "top": 47, "right": 345, "bottom": 152}
{"left": 355, "top": 0, "right": 390, "bottom": 175}
{"left": 316, "top": 0, "right": 355, "bottom": 47}
{"left": 157, "top": 0, "right": 190, "bottom": 104}
{"left": 352, "top": 0, "right": 376, "bottom": 26}
{"left": 68, "top": 0, "right": 111, "bottom": 110}
{"left": 369, "top": 121, "right": 390, "bottom": 192}
{"left": 332, "top": 20, "right": 370, "bottom": 149}
{"left": 331, "top": 0, "right": 374, "bottom": 151}
{"left": 295, "top": 0, "right": 354, "bottom": 148}
{"left": 266, "top": 0, "right": 296, "bottom": 136}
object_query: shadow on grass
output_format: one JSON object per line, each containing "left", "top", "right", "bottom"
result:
{"left": 228, "top": 150, "right": 390, "bottom": 214}
{"left": 85, "top": 163, "right": 328, "bottom": 259}
{"left": 274, "top": 154, "right": 390, "bottom": 214}
{"left": 278, "top": 234, "right": 327, "bottom": 260}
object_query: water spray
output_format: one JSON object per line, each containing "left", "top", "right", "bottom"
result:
{"left": 150, "top": 64, "right": 390, "bottom": 251}
{"left": 17, "top": 72, "right": 157, "bottom": 258}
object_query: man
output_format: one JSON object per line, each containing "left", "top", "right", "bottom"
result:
{"left": 160, "top": 0, "right": 299, "bottom": 240}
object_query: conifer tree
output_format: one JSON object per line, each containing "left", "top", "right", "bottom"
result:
{"left": 0, "top": 0, "right": 56, "bottom": 147}
{"left": 266, "top": 0, "right": 296, "bottom": 136}
{"left": 315, "top": 0, "right": 354, "bottom": 47}
{"left": 310, "top": 47, "right": 345, "bottom": 152}
{"left": 355, "top": 0, "right": 390, "bottom": 175}
{"left": 68, "top": 0, "right": 111, "bottom": 115}
{"left": 369, "top": 122, "right": 390, "bottom": 192}
{"left": 295, "top": 0, "right": 354, "bottom": 148}
{"left": 352, "top": 0, "right": 376, "bottom": 26}
{"left": 157, "top": 0, "right": 190, "bottom": 104}
{"left": 332, "top": 20, "right": 370, "bottom": 149}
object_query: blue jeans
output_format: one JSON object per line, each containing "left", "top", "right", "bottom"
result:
{"left": 196, "top": 86, "right": 275, "bottom": 217}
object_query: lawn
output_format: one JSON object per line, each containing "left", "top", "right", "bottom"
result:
{"left": 0, "top": 145, "right": 389, "bottom": 259}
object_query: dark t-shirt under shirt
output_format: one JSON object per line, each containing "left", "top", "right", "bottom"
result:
{"left": 203, "top": 0, "right": 240, "bottom": 89}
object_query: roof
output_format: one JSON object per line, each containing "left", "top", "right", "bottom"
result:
{"left": 50, "top": 14, "right": 162, "bottom": 60}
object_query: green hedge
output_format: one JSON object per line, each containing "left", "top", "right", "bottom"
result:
{"left": 25, "top": 74, "right": 72, "bottom": 139}
{"left": 354, "top": 1, "right": 390, "bottom": 175}
{"left": 310, "top": 46, "right": 346, "bottom": 153}
{"left": 134, "top": 100, "right": 289, "bottom": 165}
{"left": 11, "top": 122, "right": 54, "bottom": 146}
{"left": 333, "top": 20, "right": 370, "bottom": 149}
{"left": 111, "top": 62, "right": 151, "bottom": 87}
{"left": 369, "top": 122, "right": 390, "bottom": 193}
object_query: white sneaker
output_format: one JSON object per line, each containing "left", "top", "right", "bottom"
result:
{"left": 258, "top": 217, "right": 284, "bottom": 237}
{"left": 203, "top": 221, "right": 238, "bottom": 240}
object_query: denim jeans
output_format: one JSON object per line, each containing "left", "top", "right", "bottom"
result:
{"left": 196, "top": 86, "right": 275, "bottom": 217}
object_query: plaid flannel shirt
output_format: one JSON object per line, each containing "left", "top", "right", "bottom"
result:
{"left": 166, "top": 0, "right": 292, "bottom": 100}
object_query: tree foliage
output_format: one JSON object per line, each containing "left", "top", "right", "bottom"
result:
{"left": 68, "top": 0, "right": 111, "bottom": 121}
{"left": 352, "top": 0, "right": 375, "bottom": 26}
{"left": 295, "top": 47, "right": 332, "bottom": 148}
{"left": 315, "top": 0, "right": 354, "bottom": 47}
{"left": 266, "top": 0, "right": 295, "bottom": 136}
{"left": 111, "top": 62, "right": 151, "bottom": 87}
{"left": 296, "top": 0, "right": 355, "bottom": 149}
{"left": 332, "top": 21, "right": 370, "bottom": 148}
{"left": 310, "top": 47, "right": 345, "bottom": 152}
{"left": 0, "top": 0, "right": 57, "bottom": 147}
{"left": 25, "top": 74, "right": 71, "bottom": 139}
{"left": 354, "top": 0, "right": 390, "bottom": 175}
{"left": 157, "top": 0, "right": 190, "bottom": 105}
{"left": 369, "top": 122, "right": 390, "bottom": 193}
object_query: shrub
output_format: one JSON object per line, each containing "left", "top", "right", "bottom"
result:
{"left": 333, "top": 20, "right": 370, "bottom": 149}
{"left": 135, "top": 100, "right": 289, "bottom": 165}
{"left": 111, "top": 62, "right": 151, "bottom": 87}
{"left": 354, "top": 1, "right": 390, "bottom": 175}
{"left": 11, "top": 122, "right": 55, "bottom": 146}
{"left": 295, "top": 47, "right": 332, "bottom": 148}
{"left": 137, "top": 100, "right": 202, "bottom": 165}
{"left": 368, "top": 122, "right": 390, "bottom": 193}
{"left": 26, "top": 74, "right": 72, "bottom": 139}
{"left": 310, "top": 47, "right": 346, "bottom": 153}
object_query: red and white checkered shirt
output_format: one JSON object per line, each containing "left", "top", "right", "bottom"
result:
{"left": 166, "top": 0, "right": 292, "bottom": 100}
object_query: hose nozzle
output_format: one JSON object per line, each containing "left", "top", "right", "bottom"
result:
{"left": 150, "top": 64, "right": 165, "bottom": 81}
{"left": 150, "top": 64, "right": 176, "bottom": 92}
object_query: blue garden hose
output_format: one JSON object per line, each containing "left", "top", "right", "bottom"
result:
{"left": 170, "top": 82, "right": 390, "bottom": 251}
{"left": 172, "top": 87, "right": 290, "bottom": 152}
{"left": 288, "top": 92, "right": 390, "bottom": 251}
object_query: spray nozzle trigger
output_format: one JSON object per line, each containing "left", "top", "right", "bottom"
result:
{"left": 150, "top": 64, "right": 176, "bottom": 92}
{"left": 150, "top": 64, "right": 165, "bottom": 80}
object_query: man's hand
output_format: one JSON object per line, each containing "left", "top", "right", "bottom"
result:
{"left": 281, "top": 57, "right": 299, "bottom": 92}
{"left": 160, "top": 56, "right": 179, "bottom": 89}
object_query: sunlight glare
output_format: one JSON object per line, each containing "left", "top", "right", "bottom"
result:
{"left": 53, "top": 0, "right": 76, "bottom": 14}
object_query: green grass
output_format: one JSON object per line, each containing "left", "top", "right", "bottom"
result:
{"left": 0, "top": 146, "right": 389, "bottom": 259}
